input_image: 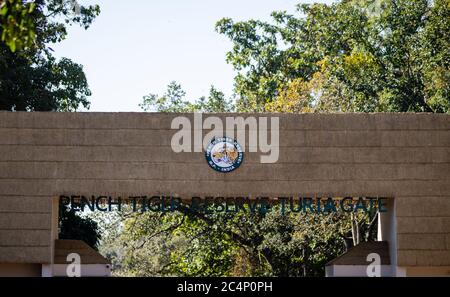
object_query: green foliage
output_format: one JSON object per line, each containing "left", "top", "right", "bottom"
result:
{"left": 0, "top": 46, "right": 91, "bottom": 111}
{"left": 0, "top": 0, "right": 36, "bottom": 52}
{"left": 99, "top": 201, "right": 377, "bottom": 277}
{"left": 216, "top": 0, "right": 450, "bottom": 113}
{"left": 99, "top": 211, "right": 181, "bottom": 276}
{"left": 0, "top": 0, "right": 100, "bottom": 52}
{"left": 59, "top": 205, "right": 101, "bottom": 250}
{"left": 0, "top": 0, "right": 100, "bottom": 111}
{"left": 195, "top": 86, "right": 234, "bottom": 112}
{"left": 167, "top": 214, "right": 237, "bottom": 276}
{"left": 140, "top": 81, "right": 191, "bottom": 112}
{"left": 140, "top": 81, "right": 234, "bottom": 112}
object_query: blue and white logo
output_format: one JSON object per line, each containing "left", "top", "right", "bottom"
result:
{"left": 205, "top": 137, "right": 243, "bottom": 173}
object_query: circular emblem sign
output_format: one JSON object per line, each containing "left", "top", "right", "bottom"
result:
{"left": 205, "top": 137, "right": 244, "bottom": 173}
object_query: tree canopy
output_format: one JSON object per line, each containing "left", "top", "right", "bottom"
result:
{"left": 216, "top": 0, "right": 449, "bottom": 113}
{"left": 0, "top": 0, "right": 100, "bottom": 111}
{"left": 59, "top": 205, "right": 101, "bottom": 250}
{"left": 140, "top": 81, "right": 234, "bottom": 113}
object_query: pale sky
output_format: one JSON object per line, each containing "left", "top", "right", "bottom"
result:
{"left": 52, "top": 0, "right": 333, "bottom": 112}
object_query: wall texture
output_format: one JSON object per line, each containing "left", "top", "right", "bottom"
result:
{"left": 0, "top": 112, "right": 449, "bottom": 266}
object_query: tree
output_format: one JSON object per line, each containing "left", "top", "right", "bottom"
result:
{"left": 216, "top": 0, "right": 450, "bottom": 113}
{"left": 0, "top": 0, "right": 99, "bottom": 52}
{"left": 140, "top": 81, "right": 191, "bottom": 112}
{"left": 59, "top": 205, "right": 101, "bottom": 250}
{"left": 195, "top": 86, "right": 234, "bottom": 112}
{"left": 0, "top": 0, "right": 36, "bottom": 52}
{"left": 0, "top": 46, "right": 91, "bottom": 111}
{"left": 99, "top": 198, "right": 377, "bottom": 276}
{"left": 140, "top": 81, "right": 234, "bottom": 112}
{"left": 0, "top": 0, "right": 100, "bottom": 111}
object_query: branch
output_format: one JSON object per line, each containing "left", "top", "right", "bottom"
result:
{"left": 136, "top": 213, "right": 186, "bottom": 249}
{"left": 177, "top": 204, "right": 255, "bottom": 247}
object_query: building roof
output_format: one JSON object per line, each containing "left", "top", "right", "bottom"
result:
{"left": 326, "top": 241, "right": 390, "bottom": 266}
{"left": 54, "top": 240, "right": 110, "bottom": 265}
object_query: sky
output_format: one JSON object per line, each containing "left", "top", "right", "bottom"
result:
{"left": 52, "top": 0, "right": 333, "bottom": 112}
